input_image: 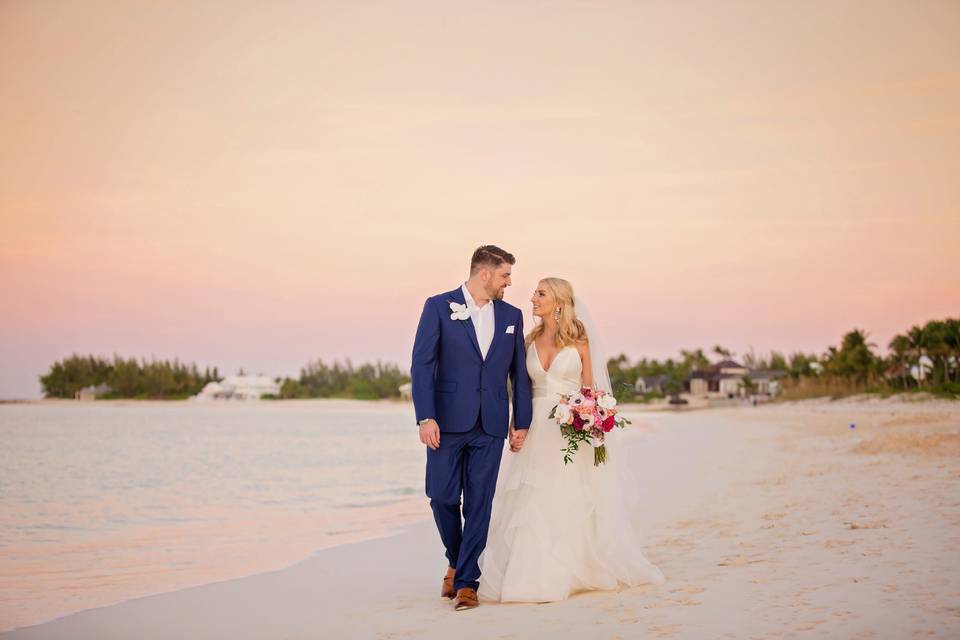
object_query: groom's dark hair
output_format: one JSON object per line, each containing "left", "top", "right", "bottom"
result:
{"left": 470, "top": 245, "right": 516, "bottom": 274}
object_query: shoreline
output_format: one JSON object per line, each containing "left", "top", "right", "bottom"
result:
{"left": 0, "top": 397, "right": 411, "bottom": 406}
{"left": 5, "top": 390, "right": 955, "bottom": 408}
{"left": 1, "top": 491, "right": 432, "bottom": 633}
{"left": 1, "top": 503, "right": 433, "bottom": 634}
{"left": 3, "top": 400, "right": 958, "bottom": 638}
{"left": 0, "top": 400, "right": 428, "bottom": 631}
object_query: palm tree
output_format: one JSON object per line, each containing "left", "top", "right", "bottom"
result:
{"left": 768, "top": 351, "right": 788, "bottom": 371}
{"left": 906, "top": 325, "right": 928, "bottom": 387}
{"left": 787, "top": 352, "right": 817, "bottom": 379}
{"left": 888, "top": 334, "right": 911, "bottom": 389}
{"left": 680, "top": 348, "right": 710, "bottom": 371}
{"left": 712, "top": 345, "right": 734, "bottom": 359}
{"left": 944, "top": 318, "right": 960, "bottom": 383}
{"left": 825, "top": 329, "right": 878, "bottom": 386}
{"left": 924, "top": 320, "right": 949, "bottom": 386}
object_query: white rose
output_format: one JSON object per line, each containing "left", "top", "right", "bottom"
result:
{"left": 554, "top": 403, "right": 572, "bottom": 424}
{"left": 597, "top": 394, "right": 617, "bottom": 410}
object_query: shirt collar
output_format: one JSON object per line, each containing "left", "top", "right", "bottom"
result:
{"left": 461, "top": 283, "right": 491, "bottom": 311}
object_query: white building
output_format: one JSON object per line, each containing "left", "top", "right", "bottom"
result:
{"left": 687, "top": 360, "right": 785, "bottom": 399}
{"left": 75, "top": 383, "right": 111, "bottom": 401}
{"left": 910, "top": 355, "right": 934, "bottom": 382}
{"left": 688, "top": 360, "right": 751, "bottom": 398}
{"left": 192, "top": 375, "right": 280, "bottom": 401}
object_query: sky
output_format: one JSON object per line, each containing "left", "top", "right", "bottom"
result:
{"left": 1, "top": 0, "right": 958, "bottom": 399}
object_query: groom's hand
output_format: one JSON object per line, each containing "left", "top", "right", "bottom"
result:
{"left": 509, "top": 428, "right": 527, "bottom": 452}
{"left": 419, "top": 419, "right": 440, "bottom": 450}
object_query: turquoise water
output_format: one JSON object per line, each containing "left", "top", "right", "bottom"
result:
{"left": 0, "top": 400, "right": 428, "bottom": 631}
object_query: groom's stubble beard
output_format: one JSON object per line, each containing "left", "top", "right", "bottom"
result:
{"left": 488, "top": 283, "right": 506, "bottom": 301}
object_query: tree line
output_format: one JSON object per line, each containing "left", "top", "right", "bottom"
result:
{"left": 39, "top": 355, "right": 221, "bottom": 399}
{"left": 608, "top": 317, "right": 960, "bottom": 402}
{"left": 275, "top": 359, "right": 410, "bottom": 400}
{"left": 39, "top": 354, "right": 411, "bottom": 400}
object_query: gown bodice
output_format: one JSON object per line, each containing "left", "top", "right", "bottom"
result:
{"left": 528, "top": 342, "right": 583, "bottom": 400}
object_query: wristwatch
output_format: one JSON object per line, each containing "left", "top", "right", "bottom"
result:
{"left": 418, "top": 418, "right": 434, "bottom": 426}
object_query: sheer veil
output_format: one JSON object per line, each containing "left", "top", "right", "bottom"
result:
{"left": 574, "top": 295, "right": 660, "bottom": 569}
{"left": 573, "top": 296, "right": 612, "bottom": 395}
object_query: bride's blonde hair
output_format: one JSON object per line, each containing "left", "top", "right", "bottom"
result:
{"left": 527, "top": 277, "right": 588, "bottom": 348}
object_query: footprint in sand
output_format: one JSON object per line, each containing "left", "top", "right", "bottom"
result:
{"left": 795, "top": 620, "right": 827, "bottom": 631}
{"left": 669, "top": 585, "right": 706, "bottom": 594}
{"left": 649, "top": 623, "right": 682, "bottom": 637}
{"left": 660, "top": 536, "right": 696, "bottom": 549}
{"left": 824, "top": 539, "right": 856, "bottom": 548}
{"left": 674, "top": 518, "right": 702, "bottom": 530}
{"left": 646, "top": 597, "right": 702, "bottom": 608}
{"left": 718, "top": 554, "right": 766, "bottom": 567}
{"left": 845, "top": 520, "right": 888, "bottom": 530}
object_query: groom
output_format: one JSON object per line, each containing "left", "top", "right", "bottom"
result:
{"left": 411, "top": 245, "right": 533, "bottom": 611}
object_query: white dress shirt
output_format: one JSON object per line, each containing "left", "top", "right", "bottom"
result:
{"left": 461, "top": 283, "right": 495, "bottom": 360}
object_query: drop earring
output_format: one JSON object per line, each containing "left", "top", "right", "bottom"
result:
{"left": 554, "top": 307, "right": 561, "bottom": 321}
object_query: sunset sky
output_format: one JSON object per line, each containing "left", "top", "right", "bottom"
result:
{"left": 1, "top": 0, "right": 958, "bottom": 399}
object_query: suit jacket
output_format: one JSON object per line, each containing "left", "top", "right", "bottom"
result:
{"left": 411, "top": 286, "right": 533, "bottom": 438}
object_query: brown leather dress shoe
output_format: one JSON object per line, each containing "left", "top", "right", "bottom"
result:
{"left": 454, "top": 587, "right": 479, "bottom": 611}
{"left": 441, "top": 567, "right": 456, "bottom": 599}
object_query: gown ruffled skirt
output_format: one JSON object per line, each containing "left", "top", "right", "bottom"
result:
{"left": 478, "top": 344, "right": 665, "bottom": 602}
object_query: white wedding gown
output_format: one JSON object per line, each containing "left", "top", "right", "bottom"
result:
{"left": 478, "top": 343, "right": 666, "bottom": 602}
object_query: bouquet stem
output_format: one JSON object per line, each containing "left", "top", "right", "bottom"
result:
{"left": 594, "top": 444, "right": 607, "bottom": 466}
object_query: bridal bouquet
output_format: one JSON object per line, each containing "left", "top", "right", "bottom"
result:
{"left": 549, "top": 387, "right": 630, "bottom": 466}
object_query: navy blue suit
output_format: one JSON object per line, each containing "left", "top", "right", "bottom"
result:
{"left": 411, "top": 286, "right": 532, "bottom": 592}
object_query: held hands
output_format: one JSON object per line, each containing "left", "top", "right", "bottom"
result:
{"left": 509, "top": 425, "right": 527, "bottom": 452}
{"left": 419, "top": 419, "right": 440, "bottom": 450}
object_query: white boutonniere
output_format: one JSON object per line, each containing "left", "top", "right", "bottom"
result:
{"left": 449, "top": 301, "right": 470, "bottom": 320}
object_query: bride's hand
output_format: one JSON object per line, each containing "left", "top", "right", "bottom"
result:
{"left": 510, "top": 428, "right": 526, "bottom": 452}
{"left": 508, "top": 424, "right": 522, "bottom": 453}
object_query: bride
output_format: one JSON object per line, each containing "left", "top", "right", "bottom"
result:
{"left": 478, "top": 277, "right": 665, "bottom": 602}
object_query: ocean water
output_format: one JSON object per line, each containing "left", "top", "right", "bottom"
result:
{"left": 0, "top": 400, "right": 428, "bottom": 631}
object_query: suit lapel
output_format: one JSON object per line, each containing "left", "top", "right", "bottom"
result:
{"left": 448, "top": 287, "right": 483, "bottom": 360}
{"left": 488, "top": 300, "right": 509, "bottom": 361}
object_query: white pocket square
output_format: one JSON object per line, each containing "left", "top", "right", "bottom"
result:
{"left": 506, "top": 325, "right": 515, "bottom": 334}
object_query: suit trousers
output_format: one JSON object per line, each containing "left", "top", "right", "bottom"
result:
{"left": 425, "top": 414, "right": 505, "bottom": 592}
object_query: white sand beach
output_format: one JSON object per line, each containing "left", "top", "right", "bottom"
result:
{"left": 3, "top": 398, "right": 958, "bottom": 639}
